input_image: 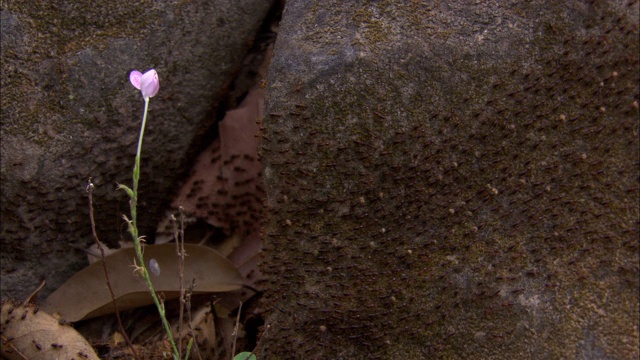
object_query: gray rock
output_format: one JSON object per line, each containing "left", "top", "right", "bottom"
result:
{"left": 261, "top": 0, "right": 638, "bottom": 358}
{"left": 1, "top": 1, "right": 273, "bottom": 301}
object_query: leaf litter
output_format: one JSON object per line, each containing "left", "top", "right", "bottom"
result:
{"left": 1, "top": 300, "right": 100, "bottom": 360}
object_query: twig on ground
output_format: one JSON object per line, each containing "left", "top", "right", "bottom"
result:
{"left": 231, "top": 301, "right": 243, "bottom": 358}
{"left": 1, "top": 334, "right": 28, "bottom": 360}
{"left": 246, "top": 323, "right": 270, "bottom": 360}
{"left": 87, "top": 179, "right": 138, "bottom": 359}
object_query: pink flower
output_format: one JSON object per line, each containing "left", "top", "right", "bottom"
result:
{"left": 130, "top": 69, "right": 159, "bottom": 100}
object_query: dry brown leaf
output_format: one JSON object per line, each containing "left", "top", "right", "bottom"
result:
{"left": 41, "top": 244, "right": 243, "bottom": 322}
{"left": 227, "top": 230, "right": 262, "bottom": 283}
{"left": 213, "top": 303, "right": 242, "bottom": 360}
{"left": 178, "top": 304, "right": 219, "bottom": 359}
{"left": 172, "top": 303, "right": 241, "bottom": 359}
{"left": 86, "top": 240, "right": 134, "bottom": 264}
{"left": 170, "top": 88, "right": 265, "bottom": 238}
{"left": 1, "top": 300, "right": 99, "bottom": 360}
{"left": 157, "top": 89, "right": 267, "bottom": 311}
{"left": 218, "top": 229, "right": 263, "bottom": 308}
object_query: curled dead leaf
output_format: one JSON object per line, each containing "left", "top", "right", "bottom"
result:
{"left": 41, "top": 244, "right": 243, "bottom": 322}
{"left": 1, "top": 300, "right": 99, "bottom": 360}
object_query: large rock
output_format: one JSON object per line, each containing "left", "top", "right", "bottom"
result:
{"left": 0, "top": 1, "right": 273, "bottom": 301}
{"left": 261, "top": 0, "right": 638, "bottom": 358}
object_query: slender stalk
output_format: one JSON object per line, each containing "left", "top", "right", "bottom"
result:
{"left": 170, "top": 211, "right": 186, "bottom": 358}
{"left": 87, "top": 180, "right": 137, "bottom": 359}
{"left": 231, "top": 301, "right": 243, "bottom": 358}
{"left": 128, "top": 97, "right": 179, "bottom": 359}
{"left": 1, "top": 334, "right": 28, "bottom": 360}
{"left": 175, "top": 208, "right": 187, "bottom": 358}
{"left": 186, "top": 278, "right": 202, "bottom": 360}
{"left": 246, "top": 323, "right": 270, "bottom": 360}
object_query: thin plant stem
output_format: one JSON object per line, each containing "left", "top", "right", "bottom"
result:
{"left": 185, "top": 338, "right": 194, "bottom": 360}
{"left": 245, "top": 323, "right": 270, "bottom": 360}
{"left": 178, "top": 208, "right": 187, "bottom": 358}
{"left": 86, "top": 180, "right": 138, "bottom": 359}
{"left": 1, "top": 334, "right": 28, "bottom": 360}
{"left": 127, "top": 97, "right": 179, "bottom": 359}
{"left": 171, "top": 208, "right": 187, "bottom": 358}
{"left": 231, "top": 301, "right": 243, "bottom": 358}
{"left": 171, "top": 215, "right": 182, "bottom": 358}
{"left": 186, "top": 278, "right": 203, "bottom": 360}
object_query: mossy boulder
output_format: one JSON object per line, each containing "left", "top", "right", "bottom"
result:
{"left": 0, "top": 1, "right": 273, "bottom": 301}
{"left": 260, "top": 0, "right": 638, "bottom": 358}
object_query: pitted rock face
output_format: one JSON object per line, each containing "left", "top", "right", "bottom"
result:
{"left": 0, "top": 1, "right": 274, "bottom": 301}
{"left": 260, "top": 1, "right": 638, "bottom": 358}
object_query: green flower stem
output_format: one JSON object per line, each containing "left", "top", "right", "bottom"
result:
{"left": 129, "top": 97, "right": 179, "bottom": 359}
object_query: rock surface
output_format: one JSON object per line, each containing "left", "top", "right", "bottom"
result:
{"left": 261, "top": 0, "right": 638, "bottom": 358}
{"left": 0, "top": 1, "right": 273, "bottom": 301}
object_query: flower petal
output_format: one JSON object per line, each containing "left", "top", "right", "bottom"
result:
{"left": 129, "top": 70, "right": 142, "bottom": 90}
{"left": 140, "top": 69, "right": 159, "bottom": 99}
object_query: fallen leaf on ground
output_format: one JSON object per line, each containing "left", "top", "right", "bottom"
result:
{"left": 177, "top": 304, "right": 219, "bottom": 359}
{"left": 86, "top": 240, "right": 134, "bottom": 264}
{"left": 155, "top": 89, "right": 266, "bottom": 306}
{"left": 213, "top": 303, "right": 243, "bottom": 359}
{"left": 41, "top": 244, "right": 244, "bottom": 322}
{"left": 1, "top": 300, "right": 99, "bottom": 360}
{"left": 171, "top": 302, "right": 242, "bottom": 359}
{"left": 165, "top": 88, "right": 265, "bottom": 239}
{"left": 218, "top": 229, "right": 263, "bottom": 309}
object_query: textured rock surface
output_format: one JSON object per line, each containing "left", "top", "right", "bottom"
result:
{"left": 0, "top": 0, "right": 273, "bottom": 301}
{"left": 260, "top": 0, "right": 638, "bottom": 358}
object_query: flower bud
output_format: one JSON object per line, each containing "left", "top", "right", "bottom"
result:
{"left": 130, "top": 69, "right": 160, "bottom": 100}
